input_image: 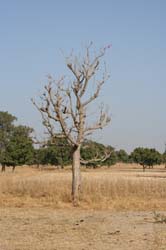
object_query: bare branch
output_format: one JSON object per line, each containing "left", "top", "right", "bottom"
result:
{"left": 66, "top": 90, "right": 79, "bottom": 129}
{"left": 31, "top": 81, "right": 77, "bottom": 146}
{"left": 83, "top": 73, "right": 110, "bottom": 107}
{"left": 85, "top": 106, "right": 111, "bottom": 134}
{"left": 80, "top": 150, "right": 112, "bottom": 165}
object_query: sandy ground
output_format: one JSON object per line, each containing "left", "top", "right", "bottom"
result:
{"left": 0, "top": 208, "right": 165, "bottom": 250}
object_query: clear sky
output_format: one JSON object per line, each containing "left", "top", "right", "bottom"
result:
{"left": 0, "top": 0, "right": 166, "bottom": 153}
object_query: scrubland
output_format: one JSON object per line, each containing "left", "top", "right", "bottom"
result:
{"left": 0, "top": 164, "right": 165, "bottom": 250}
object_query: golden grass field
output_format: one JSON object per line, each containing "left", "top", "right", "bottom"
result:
{"left": 0, "top": 164, "right": 165, "bottom": 250}
{"left": 0, "top": 163, "right": 166, "bottom": 210}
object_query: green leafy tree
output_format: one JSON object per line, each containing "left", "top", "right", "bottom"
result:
{"left": 35, "top": 138, "right": 71, "bottom": 168}
{"left": 162, "top": 144, "right": 166, "bottom": 168}
{"left": 6, "top": 125, "right": 34, "bottom": 169}
{"left": 162, "top": 153, "right": 166, "bottom": 168}
{"left": 116, "top": 149, "right": 129, "bottom": 163}
{"left": 0, "top": 111, "right": 16, "bottom": 171}
{"left": 48, "top": 138, "right": 71, "bottom": 168}
{"left": 130, "top": 147, "right": 162, "bottom": 171}
{"left": 0, "top": 111, "right": 34, "bottom": 171}
{"left": 34, "top": 147, "right": 59, "bottom": 166}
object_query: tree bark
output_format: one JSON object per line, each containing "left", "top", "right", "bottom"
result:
{"left": 1, "top": 164, "right": 5, "bottom": 172}
{"left": 12, "top": 165, "right": 16, "bottom": 172}
{"left": 71, "top": 145, "right": 81, "bottom": 206}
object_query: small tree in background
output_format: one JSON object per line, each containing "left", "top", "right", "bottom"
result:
{"left": 162, "top": 153, "right": 166, "bottom": 168}
{"left": 6, "top": 125, "right": 34, "bottom": 170}
{"left": 0, "top": 111, "right": 34, "bottom": 171}
{"left": 116, "top": 149, "right": 129, "bottom": 163}
{"left": 0, "top": 111, "right": 16, "bottom": 171}
{"left": 47, "top": 137, "right": 71, "bottom": 168}
{"left": 35, "top": 137, "right": 71, "bottom": 168}
{"left": 130, "top": 147, "right": 162, "bottom": 171}
{"left": 32, "top": 45, "right": 111, "bottom": 205}
{"left": 162, "top": 143, "right": 166, "bottom": 168}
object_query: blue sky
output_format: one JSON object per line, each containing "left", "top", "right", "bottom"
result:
{"left": 0, "top": 0, "right": 166, "bottom": 152}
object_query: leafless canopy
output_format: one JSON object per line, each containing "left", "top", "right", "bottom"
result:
{"left": 32, "top": 44, "right": 111, "bottom": 148}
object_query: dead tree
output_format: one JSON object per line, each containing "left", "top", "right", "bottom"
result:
{"left": 32, "top": 45, "right": 111, "bottom": 205}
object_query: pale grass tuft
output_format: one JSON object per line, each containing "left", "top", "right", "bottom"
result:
{"left": 153, "top": 211, "right": 166, "bottom": 223}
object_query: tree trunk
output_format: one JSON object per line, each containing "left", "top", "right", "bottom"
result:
{"left": 59, "top": 158, "right": 64, "bottom": 169}
{"left": 71, "top": 145, "right": 81, "bottom": 206}
{"left": 12, "top": 165, "right": 16, "bottom": 172}
{"left": 1, "top": 164, "right": 5, "bottom": 172}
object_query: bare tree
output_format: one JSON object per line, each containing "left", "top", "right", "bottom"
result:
{"left": 32, "top": 45, "right": 111, "bottom": 205}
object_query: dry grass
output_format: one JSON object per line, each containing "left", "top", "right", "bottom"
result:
{"left": 0, "top": 164, "right": 166, "bottom": 210}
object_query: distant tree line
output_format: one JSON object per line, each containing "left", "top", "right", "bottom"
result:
{"left": 0, "top": 111, "right": 166, "bottom": 171}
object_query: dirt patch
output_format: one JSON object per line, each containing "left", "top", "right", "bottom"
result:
{"left": 0, "top": 208, "right": 165, "bottom": 250}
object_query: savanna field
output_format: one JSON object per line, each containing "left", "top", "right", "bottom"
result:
{"left": 0, "top": 164, "right": 166, "bottom": 250}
